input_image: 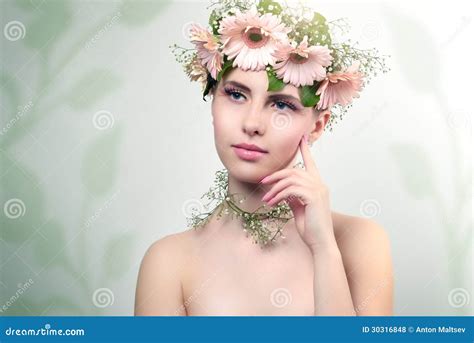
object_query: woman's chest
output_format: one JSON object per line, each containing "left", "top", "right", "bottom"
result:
{"left": 182, "top": 236, "right": 315, "bottom": 316}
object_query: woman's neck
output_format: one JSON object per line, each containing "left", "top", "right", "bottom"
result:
{"left": 226, "top": 174, "right": 270, "bottom": 213}
{"left": 225, "top": 158, "right": 298, "bottom": 213}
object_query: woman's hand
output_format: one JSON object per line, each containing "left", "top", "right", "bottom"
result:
{"left": 260, "top": 134, "right": 336, "bottom": 254}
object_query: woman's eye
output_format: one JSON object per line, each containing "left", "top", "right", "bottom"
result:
{"left": 224, "top": 88, "right": 246, "bottom": 101}
{"left": 230, "top": 92, "right": 243, "bottom": 100}
{"left": 274, "top": 101, "right": 295, "bottom": 111}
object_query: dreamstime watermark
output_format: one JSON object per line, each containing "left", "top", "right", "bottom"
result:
{"left": 174, "top": 270, "right": 220, "bottom": 315}
{"left": 271, "top": 112, "right": 292, "bottom": 130}
{"left": 354, "top": 276, "right": 390, "bottom": 313}
{"left": 84, "top": 11, "right": 122, "bottom": 50}
{"left": 0, "top": 279, "right": 34, "bottom": 313}
{"left": 181, "top": 198, "right": 206, "bottom": 218}
{"left": 182, "top": 21, "right": 195, "bottom": 40}
{"left": 352, "top": 101, "right": 388, "bottom": 137}
{"left": 445, "top": 109, "right": 472, "bottom": 135}
{"left": 83, "top": 190, "right": 120, "bottom": 229}
{"left": 270, "top": 287, "right": 292, "bottom": 308}
{"left": 448, "top": 288, "right": 470, "bottom": 308}
{"left": 360, "top": 20, "right": 381, "bottom": 42}
{"left": 0, "top": 101, "right": 34, "bottom": 136}
{"left": 4, "top": 323, "right": 85, "bottom": 336}
{"left": 359, "top": 198, "right": 381, "bottom": 218}
{"left": 3, "top": 198, "right": 26, "bottom": 219}
{"left": 92, "top": 110, "right": 115, "bottom": 130}
{"left": 4, "top": 20, "right": 26, "bottom": 41}
{"left": 440, "top": 16, "right": 471, "bottom": 48}
{"left": 92, "top": 288, "right": 114, "bottom": 308}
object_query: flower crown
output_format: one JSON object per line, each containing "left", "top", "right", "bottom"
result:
{"left": 171, "top": 0, "right": 389, "bottom": 131}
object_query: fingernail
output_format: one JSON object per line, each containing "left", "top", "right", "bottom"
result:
{"left": 260, "top": 176, "right": 269, "bottom": 183}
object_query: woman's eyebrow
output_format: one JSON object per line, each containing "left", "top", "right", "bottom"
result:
{"left": 223, "top": 80, "right": 251, "bottom": 93}
{"left": 268, "top": 93, "right": 302, "bottom": 105}
{"left": 223, "top": 80, "right": 302, "bottom": 104}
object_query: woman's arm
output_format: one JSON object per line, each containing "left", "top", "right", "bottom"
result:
{"left": 335, "top": 218, "right": 394, "bottom": 316}
{"left": 134, "top": 235, "right": 186, "bottom": 316}
{"left": 311, "top": 218, "right": 393, "bottom": 316}
{"left": 311, "top": 240, "right": 356, "bottom": 316}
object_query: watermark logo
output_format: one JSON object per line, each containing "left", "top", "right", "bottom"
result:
{"left": 270, "top": 287, "right": 292, "bottom": 308}
{"left": 93, "top": 110, "right": 115, "bottom": 130}
{"left": 359, "top": 199, "right": 381, "bottom": 218}
{"left": 4, "top": 21, "right": 26, "bottom": 41}
{"left": 3, "top": 198, "right": 26, "bottom": 219}
{"left": 92, "top": 288, "right": 114, "bottom": 308}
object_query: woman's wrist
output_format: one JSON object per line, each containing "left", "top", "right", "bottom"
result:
{"left": 309, "top": 237, "right": 340, "bottom": 258}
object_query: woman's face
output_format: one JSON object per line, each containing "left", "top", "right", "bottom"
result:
{"left": 211, "top": 67, "right": 327, "bottom": 183}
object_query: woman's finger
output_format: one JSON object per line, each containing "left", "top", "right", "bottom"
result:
{"left": 267, "top": 185, "right": 309, "bottom": 206}
{"left": 262, "top": 176, "right": 308, "bottom": 203}
{"left": 300, "top": 134, "right": 319, "bottom": 177}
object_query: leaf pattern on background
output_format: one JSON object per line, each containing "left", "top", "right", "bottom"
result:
{"left": 23, "top": 1, "right": 72, "bottom": 52}
{"left": 1, "top": 0, "right": 169, "bottom": 315}
{"left": 119, "top": 0, "right": 172, "bottom": 26}
{"left": 381, "top": 4, "right": 440, "bottom": 93}
{"left": 66, "top": 69, "right": 122, "bottom": 110}
{"left": 0, "top": 152, "right": 46, "bottom": 243}
{"left": 389, "top": 143, "right": 435, "bottom": 199}
{"left": 81, "top": 127, "right": 122, "bottom": 196}
{"left": 383, "top": 5, "right": 471, "bottom": 315}
{"left": 103, "top": 232, "right": 135, "bottom": 281}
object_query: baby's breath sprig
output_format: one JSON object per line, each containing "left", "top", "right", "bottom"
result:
{"left": 170, "top": 44, "right": 196, "bottom": 65}
{"left": 187, "top": 169, "right": 294, "bottom": 247}
{"left": 171, "top": 0, "right": 390, "bottom": 133}
{"left": 330, "top": 42, "right": 390, "bottom": 80}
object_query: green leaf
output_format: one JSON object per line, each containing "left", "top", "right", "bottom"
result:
{"left": 257, "top": 0, "right": 283, "bottom": 15}
{"left": 266, "top": 69, "right": 285, "bottom": 92}
{"left": 103, "top": 232, "right": 135, "bottom": 280}
{"left": 217, "top": 60, "right": 233, "bottom": 82}
{"left": 389, "top": 143, "right": 436, "bottom": 199}
{"left": 66, "top": 69, "right": 121, "bottom": 110}
{"left": 81, "top": 127, "right": 122, "bottom": 196}
{"left": 299, "top": 84, "right": 320, "bottom": 107}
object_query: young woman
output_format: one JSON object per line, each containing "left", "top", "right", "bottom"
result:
{"left": 135, "top": 0, "right": 393, "bottom": 316}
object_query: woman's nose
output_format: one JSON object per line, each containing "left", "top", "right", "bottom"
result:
{"left": 242, "top": 105, "right": 266, "bottom": 136}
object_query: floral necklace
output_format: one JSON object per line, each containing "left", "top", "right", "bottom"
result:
{"left": 186, "top": 168, "right": 300, "bottom": 247}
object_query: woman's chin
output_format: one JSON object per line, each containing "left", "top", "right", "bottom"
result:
{"left": 224, "top": 160, "right": 269, "bottom": 184}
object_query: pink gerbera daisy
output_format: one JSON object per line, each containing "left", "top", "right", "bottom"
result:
{"left": 273, "top": 36, "right": 333, "bottom": 87}
{"left": 218, "top": 7, "right": 291, "bottom": 71}
{"left": 189, "top": 23, "right": 223, "bottom": 79}
{"left": 316, "top": 61, "right": 364, "bottom": 110}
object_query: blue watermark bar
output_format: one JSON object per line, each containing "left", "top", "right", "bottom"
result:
{"left": 0, "top": 316, "right": 472, "bottom": 342}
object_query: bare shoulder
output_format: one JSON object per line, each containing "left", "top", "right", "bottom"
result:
{"left": 134, "top": 230, "right": 193, "bottom": 316}
{"left": 331, "top": 210, "right": 391, "bottom": 248}
{"left": 331, "top": 210, "right": 394, "bottom": 315}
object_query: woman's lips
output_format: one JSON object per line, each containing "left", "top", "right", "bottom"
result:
{"left": 232, "top": 146, "right": 267, "bottom": 161}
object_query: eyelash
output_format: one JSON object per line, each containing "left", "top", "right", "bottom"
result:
{"left": 223, "top": 87, "right": 298, "bottom": 111}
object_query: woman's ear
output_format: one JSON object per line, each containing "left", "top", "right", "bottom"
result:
{"left": 308, "top": 107, "right": 331, "bottom": 144}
